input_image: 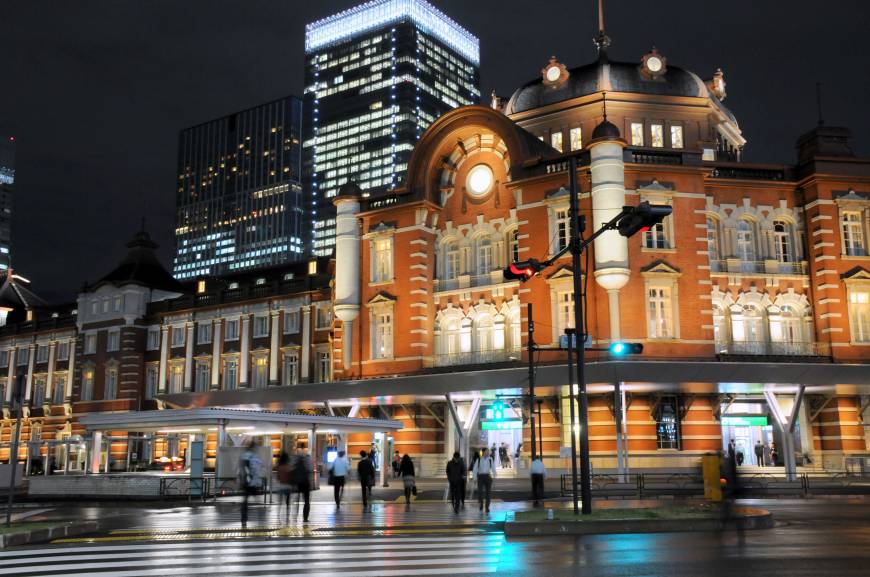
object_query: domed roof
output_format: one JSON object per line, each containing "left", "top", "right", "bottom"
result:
{"left": 591, "top": 118, "right": 621, "bottom": 140}
{"left": 335, "top": 181, "right": 362, "bottom": 199}
{"left": 505, "top": 59, "right": 710, "bottom": 116}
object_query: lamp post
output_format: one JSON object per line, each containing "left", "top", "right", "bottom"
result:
{"left": 5, "top": 374, "right": 24, "bottom": 527}
{"left": 565, "top": 327, "right": 579, "bottom": 514}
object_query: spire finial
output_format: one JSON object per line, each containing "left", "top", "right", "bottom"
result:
{"left": 594, "top": 0, "right": 611, "bottom": 52}
{"left": 816, "top": 82, "right": 825, "bottom": 127}
{"left": 602, "top": 92, "right": 608, "bottom": 122}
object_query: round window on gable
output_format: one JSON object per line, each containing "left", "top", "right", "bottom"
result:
{"left": 466, "top": 164, "right": 494, "bottom": 198}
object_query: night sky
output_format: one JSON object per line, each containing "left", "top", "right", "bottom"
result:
{"left": 1, "top": 0, "right": 868, "bottom": 303}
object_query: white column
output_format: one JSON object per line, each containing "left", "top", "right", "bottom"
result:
{"left": 300, "top": 306, "right": 312, "bottom": 381}
{"left": 211, "top": 319, "right": 222, "bottom": 389}
{"left": 4, "top": 348, "right": 15, "bottom": 404}
{"left": 24, "top": 344, "right": 35, "bottom": 402}
{"left": 239, "top": 315, "right": 250, "bottom": 387}
{"left": 90, "top": 431, "right": 103, "bottom": 474}
{"left": 46, "top": 341, "right": 57, "bottom": 406}
{"left": 183, "top": 323, "right": 194, "bottom": 391}
{"left": 65, "top": 339, "right": 75, "bottom": 402}
{"left": 608, "top": 290, "right": 621, "bottom": 341}
{"left": 269, "top": 310, "right": 280, "bottom": 385}
{"left": 157, "top": 326, "right": 169, "bottom": 393}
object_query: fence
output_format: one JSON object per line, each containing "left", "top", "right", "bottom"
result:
{"left": 158, "top": 476, "right": 270, "bottom": 501}
{"left": 560, "top": 471, "right": 870, "bottom": 498}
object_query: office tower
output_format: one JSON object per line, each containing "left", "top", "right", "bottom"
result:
{"left": 173, "top": 96, "right": 305, "bottom": 280}
{"left": 0, "top": 136, "right": 14, "bottom": 271}
{"left": 304, "top": 0, "right": 481, "bottom": 256}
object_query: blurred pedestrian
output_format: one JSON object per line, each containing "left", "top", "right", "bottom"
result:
{"left": 291, "top": 448, "right": 313, "bottom": 522}
{"left": 399, "top": 454, "right": 416, "bottom": 511}
{"left": 446, "top": 451, "right": 466, "bottom": 514}
{"left": 392, "top": 451, "right": 401, "bottom": 478}
{"left": 473, "top": 447, "right": 496, "bottom": 513}
{"left": 239, "top": 438, "right": 264, "bottom": 528}
{"left": 769, "top": 442, "right": 778, "bottom": 467}
{"left": 276, "top": 450, "right": 293, "bottom": 508}
{"left": 754, "top": 440, "right": 764, "bottom": 467}
{"left": 329, "top": 450, "right": 349, "bottom": 510}
{"left": 530, "top": 456, "right": 546, "bottom": 506}
{"left": 357, "top": 450, "right": 376, "bottom": 510}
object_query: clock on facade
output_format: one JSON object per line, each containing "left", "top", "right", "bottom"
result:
{"left": 541, "top": 56, "right": 568, "bottom": 87}
{"left": 640, "top": 48, "right": 667, "bottom": 78}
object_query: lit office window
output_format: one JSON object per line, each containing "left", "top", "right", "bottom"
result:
{"left": 647, "top": 287, "right": 674, "bottom": 339}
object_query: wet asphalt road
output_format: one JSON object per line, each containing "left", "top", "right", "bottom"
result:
{"left": 5, "top": 498, "right": 870, "bottom": 576}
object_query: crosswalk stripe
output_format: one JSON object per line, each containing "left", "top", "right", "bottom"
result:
{"left": 0, "top": 535, "right": 504, "bottom": 558}
{"left": 9, "top": 557, "right": 500, "bottom": 577}
{"left": 3, "top": 548, "right": 497, "bottom": 574}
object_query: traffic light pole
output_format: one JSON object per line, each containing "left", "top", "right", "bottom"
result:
{"left": 568, "top": 156, "right": 593, "bottom": 515}
{"left": 565, "top": 328, "right": 580, "bottom": 515}
{"left": 527, "top": 302, "right": 537, "bottom": 467}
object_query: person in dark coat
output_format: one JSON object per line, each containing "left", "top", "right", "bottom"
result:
{"left": 754, "top": 440, "right": 764, "bottom": 467}
{"left": 446, "top": 451, "right": 467, "bottom": 513}
{"left": 399, "top": 454, "right": 416, "bottom": 510}
{"left": 357, "top": 450, "right": 376, "bottom": 509}
{"left": 290, "top": 448, "right": 313, "bottom": 522}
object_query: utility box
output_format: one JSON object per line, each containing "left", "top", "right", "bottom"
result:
{"left": 702, "top": 455, "right": 722, "bottom": 502}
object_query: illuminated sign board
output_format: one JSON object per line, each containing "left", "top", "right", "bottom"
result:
{"left": 721, "top": 416, "right": 768, "bottom": 427}
{"left": 481, "top": 419, "right": 522, "bottom": 431}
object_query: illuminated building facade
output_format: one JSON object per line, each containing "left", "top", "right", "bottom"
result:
{"left": 304, "top": 0, "right": 481, "bottom": 256}
{"left": 0, "top": 136, "right": 15, "bottom": 271}
{"left": 173, "top": 96, "right": 305, "bottom": 280}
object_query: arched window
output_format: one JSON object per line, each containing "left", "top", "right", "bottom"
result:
{"left": 476, "top": 313, "right": 493, "bottom": 352}
{"left": 732, "top": 304, "right": 764, "bottom": 345}
{"left": 773, "top": 220, "right": 793, "bottom": 263}
{"left": 706, "top": 216, "right": 722, "bottom": 263}
{"left": 476, "top": 237, "right": 493, "bottom": 276}
{"left": 460, "top": 318, "right": 473, "bottom": 353}
{"left": 769, "top": 305, "right": 803, "bottom": 344}
{"left": 508, "top": 229, "right": 520, "bottom": 264}
{"left": 736, "top": 219, "right": 756, "bottom": 261}
{"left": 713, "top": 304, "right": 728, "bottom": 349}
{"left": 493, "top": 314, "right": 506, "bottom": 351}
{"left": 444, "top": 241, "right": 460, "bottom": 280}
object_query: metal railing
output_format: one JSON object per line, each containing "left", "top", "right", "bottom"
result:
{"left": 434, "top": 272, "right": 506, "bottom": 292}
{"left": 560, "top": 470, "right": 870, "bottom": 498}
{"left": 433, "top": 348, "right": 522, "bottom": 367}
{"left": 709, "top": 260, "right": 807, "bottom": 275}
{"left": 159, "top": 475, "right": 270, "bottom": 501}
{"left": 715, "top": 340, "right": 830, "bottom": 357}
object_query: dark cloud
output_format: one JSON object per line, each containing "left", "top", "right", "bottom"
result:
{"left": 1, "top": 0, "right": 868, "bottom": 302}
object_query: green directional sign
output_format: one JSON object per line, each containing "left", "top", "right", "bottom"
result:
{"left": 481, "top": 419, "right": 523, "bottom": 431}
{"left": 721, "top": 416, "right": 768, "bottom": 427}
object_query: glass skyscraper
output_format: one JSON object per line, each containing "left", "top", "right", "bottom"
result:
{"left": 173, "top": 96, "right": 306, "bottom": 280}
{"left": 304, "top": 0, "right": 481, "bottom": 256}
{"left": 0, "top": 136, "right": 14, "bottom": 271}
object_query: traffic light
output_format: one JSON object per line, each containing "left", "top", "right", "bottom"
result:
{"left": 503, "top": 259, "right": 544, "bottom": 282}
{"left": 617, "top": 202, "right": 673, "bottom": 238}
{"left": 609, "top": 342, "right": 644, "bottom": 356}
{"left": 492, "top": 400, "right": 507, "bottom": 421}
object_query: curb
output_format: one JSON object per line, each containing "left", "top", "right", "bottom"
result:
{"left": 504, "top": 508, "right": 774, "bottom": 536}
{"left": 0, "top": 521, "right": 100, "bottom": 549}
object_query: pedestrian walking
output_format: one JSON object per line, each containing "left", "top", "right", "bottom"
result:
{"left": 446, "top": 451, "right": 467, "bottom": 514}
{"left": 472, "top": 447, "right": 496, "bottom": 513}
{"left": 490, "top": 444, "right": 498, "bottom": 468}
{"left": 530, "top": 456, "right": 546, "bottom": 506}
{"left": 329, "top": 450, "right": 349, "bottom": 510}
{"left": 399, "top": 454, "right": 416, "bottom": 510}
{"left": 392, "top": 451, "right": 401, "bottom": 478}
{"left": 291, "top": 448, "right": 313, "bottom": 522}
{"left": 276, "top": 450, "right": 293, "bottom": 508}
{"left": 754, "top": 440, "right": 764, "bottom": 467}
{"left": 239, "top": 439, "right": 264, "bottom": 528}
{"left": 357, "top": 450, "right": 376, "bottom": 509}
{"left": 727, "top": 439, "right": 736, "bottom": 460}
{"left": 769, "top": 442, "right": 778, "bottom": 467}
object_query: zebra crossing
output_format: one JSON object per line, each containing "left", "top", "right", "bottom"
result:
{"left": 0, "top": 533, "right": 504, "bottom": 576}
